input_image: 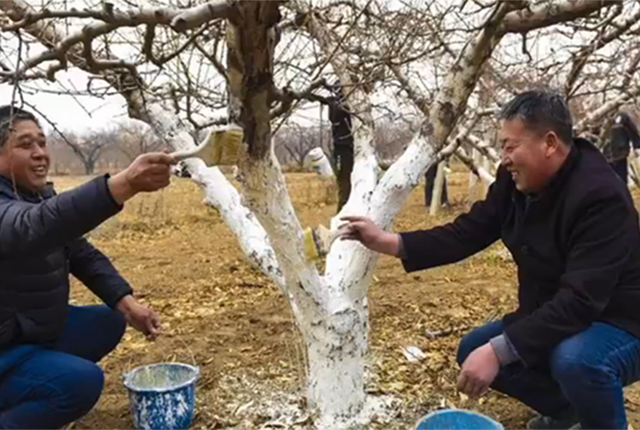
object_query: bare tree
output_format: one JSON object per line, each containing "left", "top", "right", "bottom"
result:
{"left": 274, "top": 123, "right": 331, "bottom": 170}
{"left": 48, "top": 128, "right": 115, "bottom": 175}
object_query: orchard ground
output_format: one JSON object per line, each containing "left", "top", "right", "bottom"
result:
{"left": 59, "top": 163, "right": 640, "bottom": 429}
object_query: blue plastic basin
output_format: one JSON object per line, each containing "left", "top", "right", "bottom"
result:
{"left": 123, "top": 362, "right": 200, "bottom": 430}
{"left": 415, "top": 408, "right": 504, "bottom": 430}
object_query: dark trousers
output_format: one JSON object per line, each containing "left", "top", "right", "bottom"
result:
{"left": 334, "top": 145, "right": 354, "bottom": 212}
{"left": 425, "top": 163, "right": 448, "bottom": 206}
{"left": 0, "top": 305, "right": 126, "bottom": 429}
{"left": 609, "top": 159, "right": 629, "bottom": 184}
{"left": 457, "top": 320, "right": 640, "bottom": 429}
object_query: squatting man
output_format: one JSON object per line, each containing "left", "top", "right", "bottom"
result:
{"left": 342, "top": 90, "right": 640, "bottom": 430}
{"left": 0, "top": 105, "right": 177, "bottom": 429}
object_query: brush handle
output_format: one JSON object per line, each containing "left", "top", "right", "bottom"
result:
{"left": 328, "top": 226, "right": 351, "bottom": 244}
{"left": 169, "top": 148, "right": 199, "bottom": 162}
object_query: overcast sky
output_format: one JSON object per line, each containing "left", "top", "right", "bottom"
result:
{"left": 0, "top": 69, "right": 131, "bottom": 132}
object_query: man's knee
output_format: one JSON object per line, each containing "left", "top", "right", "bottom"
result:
{"left": 457, "top": 321, "right": 504, "bottom": 366}
{"left": 550, "top": 338, "right": 613, "bottom": 393}
{"left": 54, "top": 360, "right": 105, "bottom": 418}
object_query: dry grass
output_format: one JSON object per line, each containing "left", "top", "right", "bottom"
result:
{"left": 53, "top": 164, "right": 640, "bottom": 429}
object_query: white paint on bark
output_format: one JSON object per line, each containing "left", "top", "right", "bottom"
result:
{"left": 482, "top": 155, "right": 492, "bottom": 196}
{"left": 236, "top": 149, "right": 375, "bottom": 429}
{"left": 469, "top": 148, "right": 479, "bottom": 199}
{"left": 146, "top": 104, "right": 286, "bottom": 291}
{"left": 429, "top": 162, "right": 446, "bottom": 215}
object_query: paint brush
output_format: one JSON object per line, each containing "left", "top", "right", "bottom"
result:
{"left": 171, "top": 125, "right": 244, "bottom": 166}
{"left": 303, "top": 224, "right": 350, "bottom": 261}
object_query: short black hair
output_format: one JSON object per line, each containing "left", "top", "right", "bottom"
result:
{"left": 0, "top": 105, "right": 40, "bottom": 147}
{"left": 499, "top": 89, "right": 573, "bottom": 145}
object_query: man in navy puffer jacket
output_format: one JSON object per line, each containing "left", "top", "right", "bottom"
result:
{"left": 0, "top": 105, "right": 176, "bottom": 429}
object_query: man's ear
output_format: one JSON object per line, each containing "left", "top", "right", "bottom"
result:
{"left": 544, "top": 131, "right": 560, "bottom": 157}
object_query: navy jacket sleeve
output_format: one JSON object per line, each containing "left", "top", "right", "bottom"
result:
{"left": 68, "top": 237, "right": 133, "bottom": 309}
{"left": 504, "top": 191, "right": 633, "bottom": 366}
{"left": 399, "top": 169, "right": 504, "bottom": 272}
{"left": 0, "top": 175, "right": 122, "bottom": 258}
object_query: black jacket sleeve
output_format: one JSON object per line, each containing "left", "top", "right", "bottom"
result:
{"left": 0, "top": 175, "right": 122, "bottom": 258}
{"left": 504, "top": 191, "right": 633, "bottom": 366}
{"left": 399, "top": 169, "right": 503, "bottom": 272}
{"left": 68, "top": 237, "right": 133, "bottom": 309}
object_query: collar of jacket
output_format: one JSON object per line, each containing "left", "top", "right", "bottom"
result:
{"left": 0, "top": 174, "right": 54, "bottom": 202}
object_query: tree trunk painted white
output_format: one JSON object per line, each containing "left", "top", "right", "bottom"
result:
{"left": 482, "top": 155, "right": 492, "bottom": 197}
{"left": 469, "top": 148, "right": 479, "bottom": 200}
{"left": 629, "top": 157, "right": 640, "bottom": 189}
{"left": 304, "top": 298, "right": 369, "bottom": 429}
{"left": 222, "top": 8, "right": 380, "bottom": 428}
{"left": 430, "top": 162, "right": 446, "bottom": 215}
{"left": 478, "top": 167, "right": 496, "bottom": 187}
{"left": 236, "top": 146, "right": 373, "bottom": 430}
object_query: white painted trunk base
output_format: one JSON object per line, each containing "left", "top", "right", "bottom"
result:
{"left": 305, "top": 304, "right": 367, "bottom": 429}
{"left": 143, "top": 88, "right": 454, "bottom": 430}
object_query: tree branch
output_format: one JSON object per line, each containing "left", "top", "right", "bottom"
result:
{"left": 564, "top": 7, "right": 640, "bottom": 97}
{"left": 502, "top": 0, "right": 619, "bottom": 34}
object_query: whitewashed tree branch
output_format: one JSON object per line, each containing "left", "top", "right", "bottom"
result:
{"left": 0, "top": 0, "right": 234, "bottom": 79}
{"left": 368, "top": 2, "right": 516, "bottom": 226}
{"left": 502, "top": 0, "right": 617, "bottom": 33}
{"left": 455, "top": 147, "right": 496, "bottom": 185}
{"left": 171, "top": 0, "right": 234, "bottom": 31}
{"left": 575, "top": 86, "right": 640, "bottom": 133}
{"left": 0, "top": 0, "right": 284, "bottom": 291}
{"left": 301, "top": 9, "right": 381, "bottom": 288}
{"left": 145, "top": 104, "right": 286, "bottom": 290}
{"left": 466, "top": 134, "right": 500, "bottom": 165}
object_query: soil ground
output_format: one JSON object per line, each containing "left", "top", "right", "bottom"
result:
{"left": 53, "top": 163, "right": 640, "bottom": 429}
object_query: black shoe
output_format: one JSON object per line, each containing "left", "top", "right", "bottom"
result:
{"left": 526, "top": 415, "right": 579, "bottom": 430}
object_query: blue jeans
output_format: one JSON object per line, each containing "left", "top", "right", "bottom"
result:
{"left": 457, "top": 321, "right": 640, "bottom": 430}
{"left": 0, "top": 305, "right": 126, "bottom": 429}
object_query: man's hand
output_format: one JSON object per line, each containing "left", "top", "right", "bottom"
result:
{"left": 339, "top": 216, "right": 402, "bottom": 256}
{"left": 457, "top": 343, "right": 500, "bottom": 398}
{"left": 108, "top": 152, "right": 177, "bottom": 205}
{"left": 116, "top": 295, "right": 161, "bottom": 340}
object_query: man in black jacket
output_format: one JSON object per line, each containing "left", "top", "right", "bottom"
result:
{"left": 341, "top": 90, "right": 640, "bottom": 430}
{"left": 325, "top": 80, "right": 354, "bottom": 212}
{"left": 602, "top": 111, "right": 640, "bottom": 184}
{"left": 0, "top": 105, "right": 176, "bottom": 429}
